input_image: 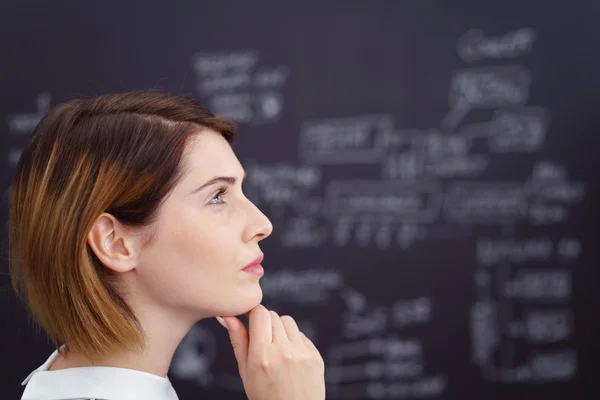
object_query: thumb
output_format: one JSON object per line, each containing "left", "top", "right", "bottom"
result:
{"left": 217, "top": 316, "right": 249, "bottom": 378}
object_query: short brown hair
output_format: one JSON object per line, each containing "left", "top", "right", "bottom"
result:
{"left": 8, "top": 90, "right": 235, "bottom": 359}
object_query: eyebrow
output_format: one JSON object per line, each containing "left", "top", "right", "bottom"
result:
{"left": 189, "top": 171, "right": 247, "bottom": 195}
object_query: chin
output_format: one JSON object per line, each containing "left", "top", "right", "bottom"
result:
{"left": 218, "top": 286, "right": 264, "bottom": 318}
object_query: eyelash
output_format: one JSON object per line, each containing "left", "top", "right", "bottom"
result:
{"left": 208, "top": 185, "right": 228, "bottom": 205}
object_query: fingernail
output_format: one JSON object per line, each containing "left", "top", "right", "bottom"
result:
{"left": 216, "top": 316, "right": 228, "bottom": 330}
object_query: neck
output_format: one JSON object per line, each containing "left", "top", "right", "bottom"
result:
{"left": 51, "top": 308, "right": 199, "bottom": 378}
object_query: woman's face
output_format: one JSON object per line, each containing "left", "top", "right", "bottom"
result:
{"left": 132, "top": 129, "right": 273, "bottom": 319}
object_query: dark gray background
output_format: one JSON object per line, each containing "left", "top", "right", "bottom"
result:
{"left": 1, "top": 1, "right": 598, "bottom": 399}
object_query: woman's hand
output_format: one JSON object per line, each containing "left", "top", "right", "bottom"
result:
{"left": 217, "top": 304, "right": 326, "bottom": 400}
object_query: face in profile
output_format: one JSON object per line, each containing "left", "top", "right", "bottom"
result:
{"left": 129, "top": 129, "right": 273, "bottom": 320}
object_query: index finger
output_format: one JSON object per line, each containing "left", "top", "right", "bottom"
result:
{"left": 248, "top": 305, "right": 272, "bottom": 350}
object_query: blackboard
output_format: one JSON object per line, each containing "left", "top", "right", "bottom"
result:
{"left": 1, "top": 1, "right": 598, "bottom": 399}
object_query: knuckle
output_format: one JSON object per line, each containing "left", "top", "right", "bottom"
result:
{"left": 275, "top": 342, "right": 294, "bottom": 358}
{"left": 306, "top": 352, "right": 324, "bottom": 369}
{"left": 298, "top": 353, "right": 314, "bottom": 364}
{"left": 250, "top": 350, "right": 273, "bottom": 372}
{"left": 256, "top": 357, "right": 271, "bottom": 371}
{"left": 315, "top": 353, "right": 325, "bottom": 366}
{"left": 280, "top": 350, "right": 295, "bottom": 363}
{"left": 315, "top": 349, "right": 324, "bottom": 361}
{"left": 292, "top": 347, "right": 314, "bottom": 362}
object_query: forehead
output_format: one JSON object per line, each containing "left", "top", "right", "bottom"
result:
{"left": 182, "top": 129, "right": 243, "bottom": 176}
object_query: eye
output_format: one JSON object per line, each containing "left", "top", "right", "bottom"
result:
{"left": 208, "top": 186, "right": 228, "bottom": 205}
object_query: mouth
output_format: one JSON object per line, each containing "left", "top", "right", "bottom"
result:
{"left": 242, "top": 253, "right": 264, "bottom": 276}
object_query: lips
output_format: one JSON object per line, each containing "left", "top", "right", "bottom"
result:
{"left": 242, "top": 253, "right": 265, "bottom": 276}
{"left": 243, "top": 253, "right": 264, "bottom": 269}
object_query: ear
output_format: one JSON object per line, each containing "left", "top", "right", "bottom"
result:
{"left": 87, "top": 213, "right": 141, "bottom": 273}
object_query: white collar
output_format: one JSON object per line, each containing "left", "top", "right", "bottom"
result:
{"left": 21, "top": 346, "right": 179, "bottom": 400}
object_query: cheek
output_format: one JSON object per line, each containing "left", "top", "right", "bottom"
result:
{"left": 151, "top": 207, "right": 240, "bottom": 276}
{"left": 135, "top": 215, "right": 235, "bottom": 308}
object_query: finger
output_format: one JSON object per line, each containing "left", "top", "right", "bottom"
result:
{"left": 280, "top": 315, "right": 302, "bottom": 342}
{"left": 270, "top": 310, "right": 289, "bottom": 342}
{"left": 300, "top": 332, "right": 320, "bottom": 354}
{"left": 248, "top": 304, "right": 272, "bottom": 352}
{"left": 219, "top": 316, "right": 249, "bottom": 378}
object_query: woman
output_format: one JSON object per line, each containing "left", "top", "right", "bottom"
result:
{"left": 9, "top": 90, "right": 326, "bottom": 400}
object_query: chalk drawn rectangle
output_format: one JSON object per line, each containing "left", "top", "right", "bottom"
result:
{"left": 523, "top": 307, "right": 573, "bottom": 343}
{"left": 444, "top": 182, "right": 527, "bottom": 224}
{"left": 508, "top": 269, "right": 571, "bottom": 301}
{"left": 325, "top": 180, "right": 442, "bottom": 222}
{"left": 442, "top": 66, "right": 532, "bottom": 130}
{"left": 489, "top": 107, "right": 549, "bottom": 152}
{"left": 298, "top": 115, "right": 393, "bottom": 164}
{"left": 529, "top": 349, "right": 577, "bottom": 381}
{"left": 449, "top": 66, "right": 532, "bottom": 108}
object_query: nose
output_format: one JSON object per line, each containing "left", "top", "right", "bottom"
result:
{"left": 243, "top": 198, "right": 273, "bottom": 243}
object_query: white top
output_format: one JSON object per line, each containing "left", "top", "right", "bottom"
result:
{"left": 20, "top": 345, "right": 179, "bottom": 400}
